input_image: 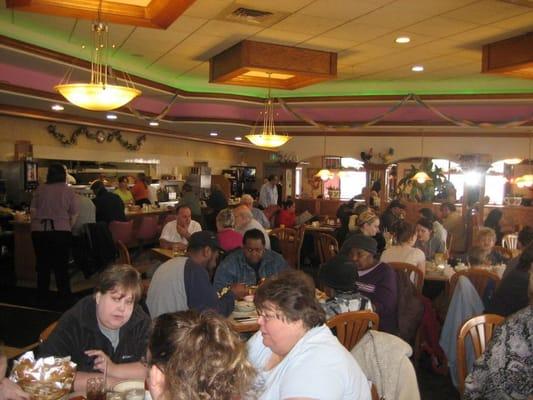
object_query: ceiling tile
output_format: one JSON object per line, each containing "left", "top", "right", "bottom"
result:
{"left": 237, "top": 0, "right": 314, "bottom": 13}
{"left": 13, "top": 11, "right": 75, "bottom": 36}
{"left": 442, "top": 0, "right": 531, "bottom": 24}
{"left": 251, "top": 28, "right": 313, "bottom": 45}
{"left": 183, "top": 0, "right": 235, "bottom": 19}
{"left": 406, "top": 16, "right": 480, "bottom": 38}
{"left": 364, "top": 31, "right": 439, "bottom": 50}
{"left": 301, "top": 36, "right": 357, "bottom": 52}
{"left": 446, "top": 26, "right": 510, "bottom": 47}
{"left": 322, "top": 21, "right": 391, "bottom": 42}
{"left": 338, "top": 43, "right": 394, "bottom": 66}
{"left": 269, "top": 13, "right": 344, "bottom": 35}
{"left": 299, "top": 0, "right": 382, "bottom": 21}
{"left": 492, "top": 11, "right": 533, "bottom": 29}
{"left": 166, "top": 15, "right": 208, "bottom": 34}
{"left": 352, "top": 5, "right": 437, "bottom": 29}
{"left": 193, "top": 19, "right": 263, "bottom": 38}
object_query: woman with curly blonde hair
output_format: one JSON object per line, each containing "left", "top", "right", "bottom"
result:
{"left": 147, "top": 311, "right": 256, "bottom": 400}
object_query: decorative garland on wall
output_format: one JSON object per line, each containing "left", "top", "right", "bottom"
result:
{"left": 47, "top": 125, "right": 146, "bottom": 151}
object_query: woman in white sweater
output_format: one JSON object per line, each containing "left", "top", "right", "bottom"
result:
{"left": 380, "top": 221, "right": 426, "bottom": 275}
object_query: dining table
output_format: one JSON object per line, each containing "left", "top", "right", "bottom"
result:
{"left": 150, "top": 247, "right": 186, "bottom": 261}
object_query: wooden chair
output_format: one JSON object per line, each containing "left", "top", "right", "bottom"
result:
{"left": 269, "top": 227, "right": 299, "bottom": 269}
{"left": 492, "top": 245, "right": 513, "bottom": 260}
{"left": 449, "top": 269, "right": 501, "bottom": 300}
{"left": 117, "top": 240, "right": 132, "bottom": 265}
{"left": 326, "top": 311, "right": 379, "bottom": 351}
{"left": 316, "top": 233, "right": 339, "bottom": 264}
{"left": 446, "top": 232, "right": 454, "bottom": 254}
{"left": 388, "top": 262, "right": 424, "bottom": 295}
{"left": 39, "top": 321, "right": 58, "bottom": 343}
{"left": 295, "top": 224, "right": 306, "bottom": 269}
{"left": 456, "top": 314, "right": 504, "bottom": 397}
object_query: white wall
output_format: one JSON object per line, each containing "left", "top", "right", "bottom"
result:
{"left": 283, "top": 135, "right": 531, "bottom": 163}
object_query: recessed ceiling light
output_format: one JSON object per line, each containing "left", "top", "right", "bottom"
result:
{"left": 411, "top": 65, "right": 424, "bottom": 72}
{"left": 51, "top": 104, "right": 64, "bottom": 111}
{"left": 235, "top": 136, "right": 242, "bottom": 141}
{"left": 209, "top": 132, "right": 219, "bottom": 137}
{"left": 149, "top": 121, "right": 159, "bottom": 126}
{"left": 395, "top": 36, "right": 411, "bottom": 44}
{"left": 106, "top": 114, "right": 117, "bottom": 120}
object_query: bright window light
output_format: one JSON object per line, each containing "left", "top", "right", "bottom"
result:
{"left": 295, "top": 167, "right": 302, "bottom": 197}
{"left": 464, "top": 171, "right": 482, "bottom": 186}
{"left": 340, "top": 171, "right": 367, "bottom": 199}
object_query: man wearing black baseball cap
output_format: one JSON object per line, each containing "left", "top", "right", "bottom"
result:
{"left": 147, "top": 231, "right": 247, "bottom": 318}
{"left": 339, "top": 235, "right": 399, "bottom": 334}
{"left": 319, "top": 254, "right": 373, "bottom": 319}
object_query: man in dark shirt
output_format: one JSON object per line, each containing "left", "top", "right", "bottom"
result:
{"left": 91, "top": 180, "right": 126, "bottom": 224}
{"left": 380, "top": 200, "right": 406, "bottom": 233}
{"left": 147, "top": 231, "right": 247, "bottom": 318}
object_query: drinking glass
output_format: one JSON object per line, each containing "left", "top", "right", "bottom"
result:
{"left": 87, "top": 377, "right": 106, "bottom": 400}
{"left": 434, "top": 252, "right": 445, "bottom": 267}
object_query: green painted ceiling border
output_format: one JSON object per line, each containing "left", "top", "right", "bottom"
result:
{"left": 1, "top": 7, "right": 533, "bottom": 100}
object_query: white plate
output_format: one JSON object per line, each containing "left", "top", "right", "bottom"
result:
{"left": 235, "top": 301, "right": 255, "bottom": 312}
{"left": 232, "top": 310, "right": 257, "bottom": 318}
{"left": 112, "top": 381, "right": 152, "bottom": 400}
{"left": 113, "top": 380, "right": 145, "bottom": 393}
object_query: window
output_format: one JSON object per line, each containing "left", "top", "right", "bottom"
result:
{"left": 322, "top": 158, "right": 366, "bottom": 199}
{"left": 295, "top": 167, "right": 302, "bottom": 197}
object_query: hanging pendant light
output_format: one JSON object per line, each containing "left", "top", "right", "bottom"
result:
{"left": 515, "top": 135, "right": 533, "bottom": 188}
{"left": 246, "top": 74, "right": 291, "bottom": 148}
{"left": 316, "top": 134, "right": 333, "bottom": 181}
{"left": 55, "top": 2, "right": 141, "bottom": 111}
{"left": 411, "top": 134, "right": 432, "bottom": 184}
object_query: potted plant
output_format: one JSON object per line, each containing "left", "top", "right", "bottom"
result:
{"left": 395, "top": 160, "right": 448, "bottom": 202}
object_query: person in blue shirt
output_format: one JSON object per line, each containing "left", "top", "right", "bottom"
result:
{"left": 213, "top": 229, "right": 287, "bottom": 292}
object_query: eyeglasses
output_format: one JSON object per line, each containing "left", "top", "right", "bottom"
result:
{"left": 257, "top": 310, "right": 281, "bottom": 321}
{"left": 245, "top": 247, "right": 264, "bottom": 254}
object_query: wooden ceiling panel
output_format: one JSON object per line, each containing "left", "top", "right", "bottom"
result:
{"left": 6, "top": 0, "right": 196, "bottom": 29}
{"left": 182, "top": 0, "right": 234, "bottom": 19}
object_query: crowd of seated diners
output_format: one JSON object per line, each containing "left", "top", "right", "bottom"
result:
{"left": 2, "top": 190, "right": 532, "bottom": 400}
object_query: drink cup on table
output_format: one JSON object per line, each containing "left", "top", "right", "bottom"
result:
{"left": 87, "top": 377, "right": 106, "bottom": 400}
{"left": 171, "top": 242, "right": 180, "bottom": 256}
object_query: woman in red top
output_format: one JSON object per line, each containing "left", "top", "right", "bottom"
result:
{"left": 131, "top": 173, "right": 151, "bottom": 206}
{"left": 277, "top": 199, "right": 296, "bottom": 228}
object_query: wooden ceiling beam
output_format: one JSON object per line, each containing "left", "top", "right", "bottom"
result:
{"left": 5, "top": 0, "right": 196, "bottom": 29}
{"left": 482, "top": 31, "right": 533, "bottom": 80}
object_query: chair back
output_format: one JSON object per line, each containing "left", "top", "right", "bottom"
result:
{"left": 502, "top": 234, "right": 518, "bottom": 250}
{"left": 449, "top": 269, "right": 501, "bottom": 300}
{"left": 295, "top": 224, "right": 306, "bottom": 269}
{"left": 316, "top": 232, "right": 339, "bottom": 264}
{"left": 161, "top": 214, "right": 177, "bottom": 228}
{"left": 108, "top": 220, "right": 134, "bottom": 245}
{"left": 456, "top": 314, "right": 504, "bottom": 397}
{"left": 136, "top": 216, "right": 160, "bottom": 242}
{"left": 388, "top": 262, "right": 424, "bottom": 295}
{"left": 117, "top": 240, "right": 132, "bottom": 265}
{"left": 326, "top": 311, "right": 379, "bottom": 351}
{"left": 269, "top": 227, "right": 299, "bottom": 268}
{"left": 492, "top": 245, "right": 513, "bottom": 260}
{"left": 446, "top": 232, "right": 454, "bottom": 253}
{"left": 39, "top": 321, "right": 58, "bottom": 343}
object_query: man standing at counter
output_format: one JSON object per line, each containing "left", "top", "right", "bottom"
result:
{"left": 160, "top": 205, "right": 202, "bottom": 251}
{"left": 91, "top": 181, "right": 126, "bottom": 225}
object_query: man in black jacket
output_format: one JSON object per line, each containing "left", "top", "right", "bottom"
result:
{"left": 91, "top": 180, "right": 126, "bottom": 224}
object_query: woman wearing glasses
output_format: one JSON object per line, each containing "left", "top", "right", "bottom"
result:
{"left": 247, "top": 269, "right": 371, "bottom": 400}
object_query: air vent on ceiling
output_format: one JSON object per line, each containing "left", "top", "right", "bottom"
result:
{"left": 218, "top": 3, "right": 288, "bottom": 26}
